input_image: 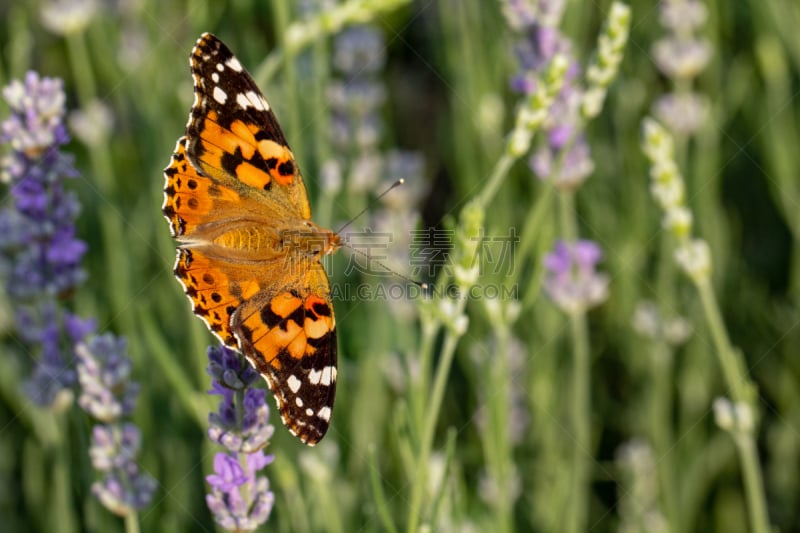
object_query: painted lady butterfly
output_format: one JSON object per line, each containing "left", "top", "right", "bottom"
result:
{"left": 163, "top": 33, "right": 339, "bottom": 445}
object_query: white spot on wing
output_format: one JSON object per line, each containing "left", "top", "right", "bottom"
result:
{"left": 287, "top": 374, "right": 301, "bottom": 393}
{"left": 213, "top": 86, "right": 227, "bottom": 104}
{"left": 305, "top": 408, "right": 314, "bottom": 417}
{"left": 317, "top": 407, "right": 331, "bottom": 421}
{"left": 225, "top": 56, "right": 243, "bottom": 72}
{"left": 236, "top": 90, "right": 267, "bottom": 111}
{"left": 321, "top": 366, "right": 334, "bottom": 386}
{"left": 295, "top": 397, "right": 303, "bottom": 407}
{"left": 216, "top": 63, "right": 224, "bottom": 72}
{"left": 236, "top": 92, "right": 251, "bottom": 110}
{"left": 248, "top": 91, "right": 265, "bottom": 110}
{"left": 211, "top": 72, "right": 219, "bottom": 83}
{"left": 308, "top": 369, "right": 322, "bottom": 385}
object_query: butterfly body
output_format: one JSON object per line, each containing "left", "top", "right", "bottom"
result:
{"left": 163, "top": 33, "right": 338, "bottom": 445}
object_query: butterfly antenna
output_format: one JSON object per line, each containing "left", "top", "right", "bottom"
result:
{"left": 335, "top": 178, "right": 405, "bottom": 235}
{"left": 333, "top": 178, "right": 428, "bottom": 291}
{"left": 344, "top": 245, "right": 429, "bottom": 290}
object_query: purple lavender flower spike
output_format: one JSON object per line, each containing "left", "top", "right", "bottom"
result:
{"left": 333, "top": 25, "right": 386, "bottom": 76}
{"left": 543, "top": 239, "right": 609, "bottom": 314}
{"left": 651, "top": 0, "right": 711, "bottom": 135}
{"left": 78, "top": 333, "right": 155, "bottom": 514}
{"left": 92, "top": 462, "right": 157, "bottom": 517}
{"left": 89, "top": 423, "right": 142, "bottom": 471}
{"left": 503, "top": 3, "right": 594, "bottom": 190}
{"left": 205, "top": 344, "right": 276, "bottom": 529}
{"left": 207, "top": 453, "right": 249, "bottom": 492}
{"left": 1, "top": 72, "right": 67, "bottom": 154}
{"left": 206, "top": 451, "right": 275, "bottom": 531}
{"left": 1, "top": 72, "right": 92, "bottom": 406}
{"left": 76, "top": 334, "right": 139, "bottom": 422}
{"left": 207, "top": 345, "right": 275, "bottom": 454}
{"left": 20, "top": 302, "right": 79, "bottom": 407}
{"left": 64, "top": 312, "right": 97, "bottom": 343}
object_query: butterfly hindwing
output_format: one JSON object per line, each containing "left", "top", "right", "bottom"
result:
{"left": 233, "top": 274, "right": 337, "bottom": 444}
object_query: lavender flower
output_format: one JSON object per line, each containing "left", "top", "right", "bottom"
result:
{"left": 332, "top": 25, "right": 386, "bottom": 75}
{"left": 632, "top": 300, "right": 693, "bottom": 346}
{"left": 205, "top": 345, "right": 276, "bottom": 530}
{"left": 69, "top": 99, "right": 113, "bottom": 147}
{"left": 642, "top": 118, "right": 712, "bottom": 282}
{"left": 1, "top": 72, "right": 91, "bottom": 406}
{"left": 327, "top": 25, "right": 387, "bottom": 161}
{"left": 0, "top": 72, "right": 86, "bottom": 296}
{"left": 207, "top": 345, "right": 275, "bottom": 453}
{"left": 206, "top": 451, "right": 275, "bottom": 531}
{"left": 78, "top": 333, "right": 156, "bottom": 515}
{"left": 652, "top": 0, "right": 711, "bottom": 135}
{"left": 652, "top": 92, "right": 707, "bottom": 137}
{"left": 92, "top": 462, "right": 157, "bottom": 517}
{"left": 76, "top": 334, "right": 140, "bottom": 422}
{"left": 22, "top": 307, "right": 96, "bottom": 406}
{"left": 40, "top": 0, "right": 99, "bottom": 36}
{"left": 1, "top": 72, "right": 67, "bottom": 154}
{"left": 543, "top": 240, "right": 609, "bottom": 314}
{"left": 504, "top": 2, "right": 594, "bottom": 190}
{"left": 616, "top": 440, "right": 668, "bottom": 533}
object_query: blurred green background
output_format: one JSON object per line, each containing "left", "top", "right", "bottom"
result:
{"left": 1, "top": 0, "right": 799, "bottom": 531}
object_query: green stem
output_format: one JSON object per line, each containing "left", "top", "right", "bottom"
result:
{"left": 123, "top": 513, "right": 141, "bottom": 533}
{"left": 694, "top": 279, "right": 770, "bottom": 532}
{"left": 411, "top": 319, "right": 439, "bottom": 446}
{"left": 485, "top": 325, "right": 513, "bottom": 533}
{"left": 65, "top": 33, "right": 96, "bottom": 111}
{"left": 406, "top": 321, "right": 462, "bottom": 533}
{"left": 557, "top": 190, "right": 578, "bottom": 242}
{"left": 516, "top": 184, "right": 555, "bottom": 270}
{"left": 649, "top": 342, "right": 680, "bottom": 533}
{"left": 274, "top": 0, "right": 301, "bottom": 140}
{"left": 566, "top": 311, "right": 591, "bottom": 533}
{"left": 558, "top": 180, "right": 590, "bottom": 533}
{"left": 52, "top": 417, "right": 75, "bottom": 533}
{"left": 735, "top": 435, "right": 771, "bottom": 533}
{"left": 695, "top": 280, "right": 749, "bottom": 402}
{"left": 368, "top": 446, "right": 399, "bottom": 533}
{"left": 477, "top": 152, "right": 515, "bottom": 208}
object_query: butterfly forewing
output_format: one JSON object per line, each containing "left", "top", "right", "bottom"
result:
{"left": 186, "top": 33, "right": 312, "bottom": 219}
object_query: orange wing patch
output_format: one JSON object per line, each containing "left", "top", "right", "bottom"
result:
{"left": 163, "top": 137, "right": 242, "bottom": 237}
{"left": 235, "top": 291, "right": 334, "bottom": 365}
{"left": 173, "top": 247, "right": 261, "bottom": 347}
{"left": 193, "top": 110, "right": 297, "bottom": 191}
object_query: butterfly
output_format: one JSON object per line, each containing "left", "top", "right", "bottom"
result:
{"left": 162, "top": 33, "right": 340, "bottom": 445}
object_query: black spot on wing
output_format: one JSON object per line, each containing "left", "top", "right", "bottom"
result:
{"left": 310, "top": 301, "right": 331, "bottom": 318}
{"left": 260, "top": 304, "right": 283, "bottom": 329}
{"left": 278, "top": 160, "right": 294, "bottom": 177}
